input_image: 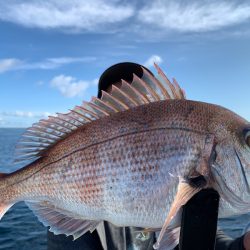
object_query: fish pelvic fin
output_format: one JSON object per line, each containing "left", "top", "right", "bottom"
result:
{"left": 153, "top": 180, "right": 201, "bottom": 249}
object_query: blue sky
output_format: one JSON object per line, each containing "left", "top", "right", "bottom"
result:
{"left": 0, "top": 0, "right": 250, "bottom": 127}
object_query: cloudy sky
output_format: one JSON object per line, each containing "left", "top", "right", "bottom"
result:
{"left": 0, "top": 0, "right": 250, "bottom": 127}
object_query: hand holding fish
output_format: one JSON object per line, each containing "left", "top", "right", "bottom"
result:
{"left": 243, "top": 231, "right": 250, "bottom": 250}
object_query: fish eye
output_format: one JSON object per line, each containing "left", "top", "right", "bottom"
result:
{"left": 244, "top": 130, "right": 250, "bottom": 147}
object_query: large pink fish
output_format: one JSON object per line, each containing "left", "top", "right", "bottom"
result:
{"left": 0, "top": 64, "right": 250, "bottom": 249}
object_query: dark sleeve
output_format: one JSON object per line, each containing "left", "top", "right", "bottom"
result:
{"left": 215, "top": 230, "right": 245, "bottom": 250}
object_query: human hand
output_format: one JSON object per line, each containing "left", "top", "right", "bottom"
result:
{"left": 244, "top": 231, "right": 250, "bottom": 250}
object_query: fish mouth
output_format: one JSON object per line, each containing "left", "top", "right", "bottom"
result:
{"left": 211, "top": 158, "right": 250, "bottom": 212}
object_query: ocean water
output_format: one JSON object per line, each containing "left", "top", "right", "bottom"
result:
{"left": 0, "top": 128, "right": 250, "bottom": 249}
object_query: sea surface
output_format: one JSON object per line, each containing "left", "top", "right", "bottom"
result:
{"left": 0, "top": 128, "right": 250, "bottom": 249}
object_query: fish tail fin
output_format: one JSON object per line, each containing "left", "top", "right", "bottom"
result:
{"left": 0, "top": 173, "right": 14, "bottom": 220}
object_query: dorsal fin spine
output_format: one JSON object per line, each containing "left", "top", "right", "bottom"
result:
{"left": 123, "top": 79, "right": 149, "bottom": 104}
{"left": 77, "top": 104, "right": 99, "bottom": 119}
{"left": 26, "top": 127, "right": 62, "bottom": 140}
{"left": 91, "top": 96, "right": 117, "bottom": 113}
{"left": 56, "top": 113, "right": 80, "bottom": 128}
{"left": 103, "top": 91, "right": 129, "bottom": 110}
{"left": 15, "top": 144, "right": 48, "bottom": 150}
{"left": 109, "top": 86, "right": 136, "bottom": 109}
{"left": 131, "top": 74, "right": 152, "bottom": 102}
{"left": 70, "top": 109, "right": 92, "bottom": 122}
{"left": 55, "top": 114, "right": 79, "bottom": 128}
{"left": 14, "top": 156, "right": 39, "bottom": 163}
{"left": 17, "top": 141, "right": 50, "bottom": 147}
{"left": 154, "top": 63, "right": 176, "bottom": 99}
{"left": 16, "top": 143, "right": 47, "bottom": 149}
{"left": 15, "top": 148, "right": 45, "bottom": 155}
{"left": 39, "top": 120, "right": 69, "bottom": 134}
{"left": 173, "top": 78, "right": 185, "bottom": 99}
{"left": 120, "top": 80, "right": 141, "bottom": 105}
{"left": 170, "top": 78, "right": 181, "bottom": 99}
{"left": 112, "top": 84, "right": 138, "bottom": 106}
{"left": 100, "top": 91, "right": 120, "bottom": 112}
{"left": 15, "top": 151, "right": 40, "bottom": 157}
{"left": 133, "top": 73, "right": 160, "bottom": 101}
{"left": 23, "top": 133, "right": 57, "bottom": 142}
{"left": 83, "top": 102, "right": 110, "bottom": 118}
{"left": 142, "top": 67, "right": 171, "bottom": 99}
{"left": 47, "top": 117, "right": 73, "bottom": 133}
{"left": 87, "top": 102, "right": 110, "bottom": 116}
{"left": 67, "top": 112, "right": 86, "bottom": 125}
{"left": 15, "top": 146, "right": 46, "bottom": 151}
{"left": 171, "top": 78, "right": 181, "bottom": 99}
{"left": 74, "top": 106, "right": 96, "bottom": 121}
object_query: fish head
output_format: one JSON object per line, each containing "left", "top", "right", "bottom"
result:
{"left": 209, "top": 105, "right": 250, "bottom": 214}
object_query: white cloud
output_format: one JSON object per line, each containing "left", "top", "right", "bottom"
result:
{"left": 36, "top": 81, "right": 44, "bottom": 86}
{"left": 138, "top": 1, "right": 250, "bottom": 32}
{"left": 0, "top": 111, "right": 51, "bottom": 118}
{"left": 0, "top": 1, "right": 249, "bottom": 36}
{"left": 0, "top": 111, "right": 53, "bottom": 128}
{"left": 0, "top": 58, "right": 23, "bottom": 73}
{"left": 0, "top": 0, "right": 134, "bottom": 32}
{"left": 91, "top": 78, "right": 99, "bottom": 86}
{"left": 50, "top": 75, "right": 91, "bottom": 98}
{"left": 0, "top": 57, "right": 95, "bottom": 73}
{"left": 144, "top": 55, "right": 163, "bottom": 68}
{"left": 0, "top": 1, "right": 250, "bottom": 36}
{"left": 21, "top": 57, "right": 96, "bottom": 70}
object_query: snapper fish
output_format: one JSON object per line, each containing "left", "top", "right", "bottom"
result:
{"left": 0, "top": 63, "right": 250, "bottom": 250}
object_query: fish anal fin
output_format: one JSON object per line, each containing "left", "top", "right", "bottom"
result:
{"left": 26, "top": 201, "right": 101, "bottom": 240}
{"left": 153, "top": 181, "right": 201, "bottom": 249}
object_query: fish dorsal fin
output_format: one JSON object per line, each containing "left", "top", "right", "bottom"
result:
{"left": 26, "top": 201, "right": 101, "bottom": 240}
{"left": 15, "top": 64, "right": 186, "bottom": 163}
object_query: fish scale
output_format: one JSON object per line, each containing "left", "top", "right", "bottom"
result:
{"left": 6, "top": 101, "right": 208, "bottom": 225}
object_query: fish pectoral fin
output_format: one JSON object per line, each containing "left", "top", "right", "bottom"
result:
{"left": 155, "top": 227, "right": 180, "bottom": 250}
{"left": 26, "top": 201, "right": 101, "bottom": 240}
{"left": 153, "top": 181, "right": 201, "bottom": 249}
{"left": 96, "top": 221, "right": 107, "bottom": 250}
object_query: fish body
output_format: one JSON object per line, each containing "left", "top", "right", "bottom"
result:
{"left": 2, "top": 100, "right": 211, "bottom": 225}
{"left": 1, "top": 65, "right": 250, "bottom": 249}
